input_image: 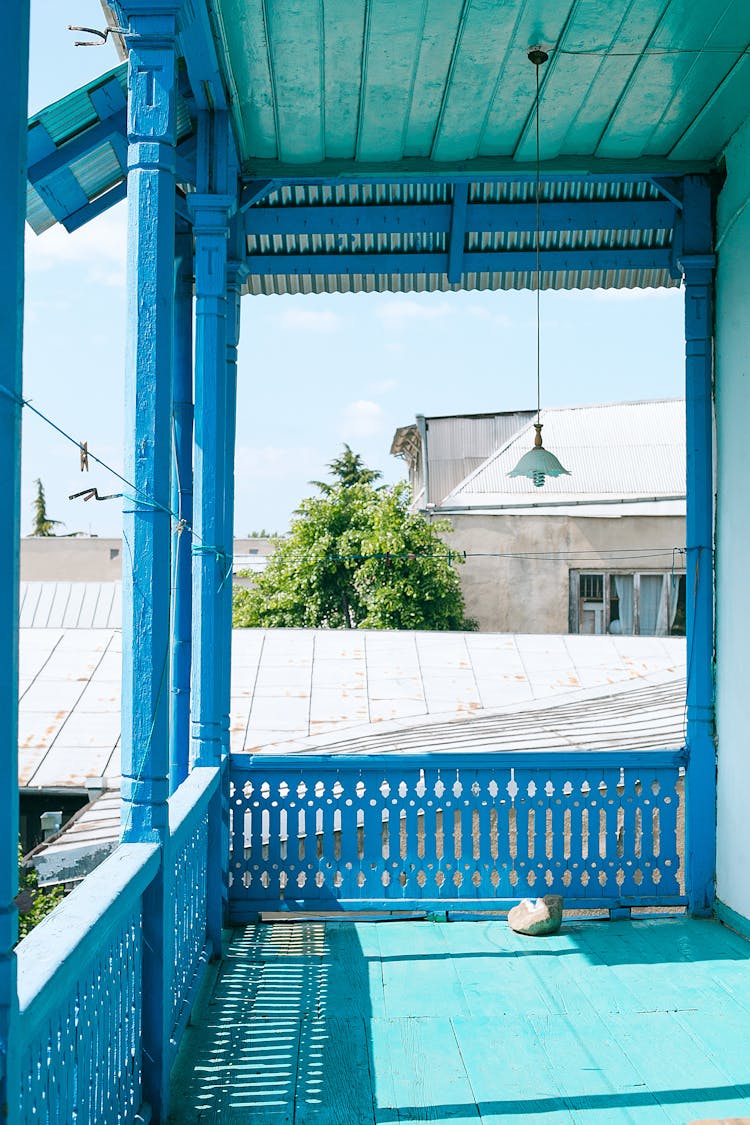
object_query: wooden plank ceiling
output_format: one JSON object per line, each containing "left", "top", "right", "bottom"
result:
{"left": 208, "top": 0, "right": 750, "bottom": 176}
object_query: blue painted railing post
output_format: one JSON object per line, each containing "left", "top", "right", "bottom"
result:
{"left": 189, "top": 113, "right": 235, "bottom": 948}
{"left": 0, "top": 4, "right": 29, "bottom": 1121}
{"left": 170, "top": 225, "right": 194, "bottom": 792}
{"left": 119, "top": 2, "right": 180, "bottom": 1116}
{"left": 679, "top": 175, "right": 717, "bottom": 916}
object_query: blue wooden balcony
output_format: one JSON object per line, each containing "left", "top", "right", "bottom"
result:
{"left": 6, "top": 0, "right": 750, "bottom": 1121}
{"left": 169, "top": 916, "right": 750, "bottom": 1123}
{"left": 15, "top": 742, "right": 747, "bottom": 1123}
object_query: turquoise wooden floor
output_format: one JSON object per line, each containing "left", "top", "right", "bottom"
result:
{"left": 169, "top": 917, "right": 750, "bottom": 1124}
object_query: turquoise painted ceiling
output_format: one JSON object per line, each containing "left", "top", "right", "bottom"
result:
{"left": 208, "top": 0, "right": 750, "bottom": 175}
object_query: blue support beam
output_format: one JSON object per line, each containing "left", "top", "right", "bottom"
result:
{"left": 119, "top": 2, "right": 181, "bottom": 1116}
{"left": 170, "top": 228, "right": 194, "bottom": 793}
{"left": 245, "top": 248, "right": 672, "bottom": 278}
{"left": 678, "top": 175, "right": 717, "bottom": 916}
{"left": 447, "top": 183, "right": 468, "bottom": 284}
{"left": 0, "top": 6, "right": 29, "bottom": 1121}
{"left": 244, "top": 199, "right": 675, "bottom": 238}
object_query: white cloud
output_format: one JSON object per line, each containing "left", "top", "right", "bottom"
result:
{"left": 234, "top": 443, "right": 321, "bottom": 481}
{"left": 26, "top": 203, "right": 127, "bottom": 287}
{"left": 275, "top": 307, "right": 344, "bottom": 333}
{"left": 340, "top": 399, "right": 386, "bottom": 438}
{"left": 376, "top": 297, "right": 454, "bottom": 327}
{"left": 368, "top": 377, "right": 398, "bottom": 393}
{"left": 573, "top": 286, "right": 681, "bottom": 304}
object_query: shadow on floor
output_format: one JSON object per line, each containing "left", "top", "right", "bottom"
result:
{"left": 168, "top": 917, "right": 750, "bottom": 1124}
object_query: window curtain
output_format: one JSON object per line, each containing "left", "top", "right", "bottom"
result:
{"left": 640, "top": 574, "right": 667, "bottom": 635}
{"left": 669, "top": 574, "right": 681, "bottom": 630}
{"left": 613, "top": 574, "right": 634, "bottom": 634}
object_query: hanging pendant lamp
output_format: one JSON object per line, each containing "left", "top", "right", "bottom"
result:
{"left": 508, "top": 47, "right": 570, "bottom": 489}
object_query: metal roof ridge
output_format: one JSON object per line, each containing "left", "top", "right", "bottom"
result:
{"left": 440, "top": 398, "right": 685, "bottom": 503}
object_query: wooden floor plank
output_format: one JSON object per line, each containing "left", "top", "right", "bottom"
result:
{"left": 168, "top": 918, "right": 750, "bottom": 1125}
{"left": 529, "top": 1010, "right": 671, "bottom": 1123}
{"left": 437, "top": 921, "right": 560, "bottom": 1016}
{"left": 609, "top": 1011, "right": 750, "bottom": 1124}
{"left": 376, "top": 922, "right": 472, "bottom": 1019}
{"left": 321, "top": 922, "right": 386, "bottom": 1019}
{"left": 294, "top": 1016, "right": 376, "bottom": 1125}
{"left": 571, "top": 920, "right": 721, "bottom": 1013}
{"left": 374, "top": 1016, "right": 480, "bottom": 1123}
{"left": 452, "top": 1013, "right": 574, "bottom": 1124}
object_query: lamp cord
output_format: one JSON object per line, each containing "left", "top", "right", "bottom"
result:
{"left": 534, "top": 57, "right": 541, "bottom": 426}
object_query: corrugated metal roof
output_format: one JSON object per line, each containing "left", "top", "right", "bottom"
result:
{"left": 30, "top": 790, "right": 120, "bottom": 887}
{"left": 442, "top": 399, "right": 685, "bottom": 508}
{"left": 19, "top": 583, "right": 121, "bottom": 629}
{"left": 18, "top": 626, "right": 686, "bottom": 789}
{"left": 244, "top": 178, "right": 679, "bottom": 297}
{"left": 423, "top": 412, "right": 536, "bottom": 505}
{"left": 26, "top": 64, "right": 193, "bottom": 235}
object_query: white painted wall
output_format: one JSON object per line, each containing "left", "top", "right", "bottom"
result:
{"left": 715, "top": 115, "right": 750, "bottom": 921}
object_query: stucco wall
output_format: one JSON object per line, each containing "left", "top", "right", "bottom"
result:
{"left": 441, "top": 513, "right": 685, "bottom": 633}
{"left": 20, "top": 536, "right": 274, "bottom": 582}
{"left": 715, "top": 114, "right": 750, "bottom": 921}
{"left": 21, "top": 537, "right": 123, "bottom": 581}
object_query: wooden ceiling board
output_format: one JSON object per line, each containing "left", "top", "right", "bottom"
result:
{"left": 208, "top": 0, "right": 750, "bottom": 173}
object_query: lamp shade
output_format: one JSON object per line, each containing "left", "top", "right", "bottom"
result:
{"left": 508, "top": 423, "right": 571, "bottom": 488}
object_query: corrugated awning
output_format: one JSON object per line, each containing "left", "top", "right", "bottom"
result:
{"left": 26, "top": 62, "right": 194, "bottom": 235}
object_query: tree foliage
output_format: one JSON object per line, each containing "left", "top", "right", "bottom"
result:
{"left": 233, "top": 452, "right": 474, "bottom": 631}
{"left": 30, "top": 478, "right": 63, "bottom": 537}
{"left": 310, "top": 444, "right": 383, "bottom": 493}
{"left": 16, "top": 843, "right": 64, "bottom": 943}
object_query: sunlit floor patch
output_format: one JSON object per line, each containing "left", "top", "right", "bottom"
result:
{"left": 168, "top": 916, "right": 750, "bottom": 1123}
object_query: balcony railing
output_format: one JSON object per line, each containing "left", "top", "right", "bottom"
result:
{"left": 228, "top": 749, "right": 688, "bottom": 920}
{"left": 15, "top": 766, "right": 220, "bottom": 1124}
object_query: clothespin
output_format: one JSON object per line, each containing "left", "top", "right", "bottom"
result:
{"left": 80, "top": 441, "right": 89, "bottom": 471}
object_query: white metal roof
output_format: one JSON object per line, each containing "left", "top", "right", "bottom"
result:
{"left": 440, "top": 399, "right": 685, "bottom": 510}
{"left": 20, "top": 582, "right": 122, "bottom": 629}
{"left": 18, "top": 626, "right": 685, "bottom": 792}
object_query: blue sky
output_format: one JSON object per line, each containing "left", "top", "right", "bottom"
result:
{"left": 24, "top": 0, "right": 686, "bottom": 539}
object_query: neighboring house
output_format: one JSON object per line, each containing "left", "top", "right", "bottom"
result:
{"left": 392, "top": 400, "right": 686, "bottom": 636}
{"left": 20, "top": 535, "right": 274, "bottom": 585}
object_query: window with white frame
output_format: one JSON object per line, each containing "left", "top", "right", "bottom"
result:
{"left": 570, "top": 571, "right": 686, "bottom": 636}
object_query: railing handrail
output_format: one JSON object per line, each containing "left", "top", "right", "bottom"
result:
{"left": 16, "top": 842, "right": 160, "bottom": 1036}
{"left": 168, "top": 765, "right": 220, "bottom": 852}
{"left": 237, "top": 747, "right": 688, "bottom": 771}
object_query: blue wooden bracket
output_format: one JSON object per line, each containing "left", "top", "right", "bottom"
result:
{"left": 447, "top": 182, "right": 468, "bottom": 284}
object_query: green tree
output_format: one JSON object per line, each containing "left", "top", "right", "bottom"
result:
{"left": 310, "top": 443, "right": 383, "bottom": 494}
{"left": 16, "top": 843, "right": 64, "bottom": 943}
{"left": 233, "top": 453, "right": 474, "bottom": 631}
{"left": 30, "top": 478, "right": 63, "bottom": 537}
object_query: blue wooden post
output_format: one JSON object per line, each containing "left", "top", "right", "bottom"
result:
{"left": 0, "top": 5, "right": 30, "bottom": 1121}
{"left": 170, "top": 226, "right": 194, "bottom": 792}
{"left": 217, "top": 231, "right": 246, "bottom": 913}
{"left": 679, "top": 175, "right": 717, "bottom": 916}
{"left": 189, "top": 115, "right": 234, "bottom": 943}
{"left": 119, "top": 2, "right": 180, "bottom": 1116}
